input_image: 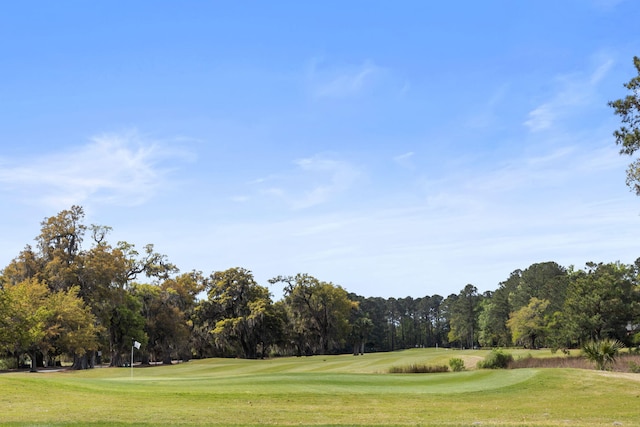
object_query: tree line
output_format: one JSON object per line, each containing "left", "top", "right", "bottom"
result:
{"left": 1, "top": 205, "right": 639, "bottom": 371}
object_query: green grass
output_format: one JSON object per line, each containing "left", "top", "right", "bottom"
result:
{"left": 1, "top": 348, "right": 638, "bottom": 426}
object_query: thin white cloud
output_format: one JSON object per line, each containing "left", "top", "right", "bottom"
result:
{"left": 292, "top": 156, "right": 361, "bottom": 209}
{"left": 524, "top": 57, "right": 614, "bottom": 132}
{"left": 257, "top": 155, "right": 361, "bottom": 210}
{"left": 230, "top": 195, "right": 249, "bottom": 203}
{"left": 0, "top": 131, "right": 192, "bottom": 209}
{"left": 307, "top": 59, "right": 384, "bottom": 99}
{"left": 465, "top": 83, "right": 511, "bottom": 129}
{"left": 393, "top": 151, "right": 415, "bottom": 169}
{"left": 524, "top": 104, "right": 555, "bottom": 132}
{"left": 591, "top": 0, "right": 628, "bottom": 11}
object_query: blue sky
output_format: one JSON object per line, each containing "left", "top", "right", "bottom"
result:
{"left": 1, "top": 1, "right": 639, "bottom": 299}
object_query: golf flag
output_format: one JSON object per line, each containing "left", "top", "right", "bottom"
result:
{"left": 133, "top": 340, "right": 141, "bottom": 349}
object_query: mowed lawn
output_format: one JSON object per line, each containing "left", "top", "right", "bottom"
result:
{"left": 1, "top": 348, "right": 639, "bottom": 426}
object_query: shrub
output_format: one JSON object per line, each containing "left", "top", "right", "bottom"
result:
{"left": 388, "top": 364, "right": 449, "bottom": 374}
{"left": 0, "top": 358, "right": 17, "bottom": 370}
{"left": 582, "top": 339, "right": 624, "bottom": 371}
{"left": 448, "top": 357, "right": 465, "bottom": 372}
{"left": 628, "top": 361, "right": 640, "bottom": 373}
{"left": 478, "top": 349, "right": 513, "bottom": 369}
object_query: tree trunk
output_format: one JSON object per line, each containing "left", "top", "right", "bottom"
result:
{"left": 29, "top": 351, "right": 38, "bottom": 372}
{"left": 72, "top": 353, "right": 90, "bottom": 370}
{"left": 110, "top": 350, "right": 123, "bottom": 367}
{"left": 162, "top": 351, "right": 173, "bottom": 365}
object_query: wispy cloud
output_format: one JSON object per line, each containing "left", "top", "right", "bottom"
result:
{"left": 393, "top": 151, "right": 415, "bottom": 169}
{"left": 465, "top": 83, "right": 511, "bottom": 130}
{"left": 307, "top": 58, "right": 385, "bottom": 99}
{"left": 0, "top": 131, "right": 192, "bottom": 209}
{"left": 591, "top": 0, "right": 628, "bottom": 11}
{"left": 257, "top": 155, "right": 361, "bottom": 209}
{"left": 524, "top": 57, "right": 614, "bottom": 132}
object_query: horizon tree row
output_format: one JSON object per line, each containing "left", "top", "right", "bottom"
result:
{"left": 1, "top": 206, "right": 639, "bottom": 370}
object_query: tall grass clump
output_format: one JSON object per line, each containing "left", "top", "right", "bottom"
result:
{"left": 628, "top": 361, "right": 640, "bottom": 373}
{"left": 582, "top": 338, "right": 624, "bottom": 371}
{"left": 388, "top": 363, "right": 449, "bottom": 373}
{"left": 509, "top": 354, "right": 590, "bottom": 369}
{"left": 478, "top": 349, "right": 513, "bottom": 369}
{"left": 448, "top": 357, "right": 465, "bottom": 372}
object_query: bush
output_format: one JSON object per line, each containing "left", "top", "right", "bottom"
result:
{"left": 582, "top": 339, "right": 624, "bottom": 371}
{"left": 628, "top": 361, "right": 640, "bottom": 373}
{"left": 388, "top": 364, "right": 449, "bottom": 374}
{"left": 0, "top": 358, "right": 17, "bottom": 370}
{"left": 478, "top": 349, "right": 513, "bottom": 369}
{"left": 448, "top": 357, "right": 465, "bottom": 372}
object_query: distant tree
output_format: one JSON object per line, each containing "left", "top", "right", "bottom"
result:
{"left": 507, "top": 262, "right": 568, "bottom": 313}
{"left": 506, "top": 297, "right": 550, "bottom": 348}
{"left": 0, "top": 278, "right": 51, "bottom": 371}
{"left": 47, "top": 286, "right": 102, "bottom": 369}
{"left": 161, "top": 271, "right": 207, "bottom": 360}
{"left": 609, "top": 56, "right": 640, "bottom": 194}
{"left": 563, "top": 262, "right": 639, "bottom": 344}
{"left": 161, "top": 270, "right": 206, "bottom": 312}
{"left": 1, "top": 245, "right": 42, "bottom": 286}
{"left": 398, "top": 297, "right": 422, "bottom": 348}
{"left": 348, "top": 307, "right": 373, "bottom": 355}
{"left": 447, "top": 284, "right": 481, "bottom": 349}
{"left": 426, "top": 294, "right": 447, "bottom": 347}
{"left": 545, "top": 310, "right": 573, "bottom": 352}
{"left": 272, "top": 274, "right": 356, "bottom": 355}
{"left": 107, "top": 291, "right": 147, "bottom": 367}
{"left": 134, "top": 283, "right": 189, "bottom": 364}
{"left": 385, "top": 297, "right": 401, "bottom": 351}
{"left": 0, "top": 279, "right": 99, "bottom": 371}
{"left": 204, "top": 268, "right": 273, "bottom": 359}
{"left": 78, "top": 229, "right": 175, "bottom": 367}
{"left": 355, "top": 296, "right": 390, "bottom": 351}
{"left": 36, "top": 205, "right": 86, "bottom": 292}
{"left": 478, "top": 287, "right": 511, "bottom": 347}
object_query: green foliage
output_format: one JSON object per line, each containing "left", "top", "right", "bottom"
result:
{"left": 478, "top": 289, "right": 511, "bottom": 347}
{"left": 0, "top": 357, "right": 17, "bottom": 370}
{"left": 0, "top": 278, "right": 100, "bottom": 371}
{"left": 478, "top": 349, "right": 513, "bottom": 369}
{"left": 205, "top": 267, "right": 274, "bottom": 359}
{"left": 609, "top": 56, "right": 640, "bottom": 194}
{"left": 273, "top": 273, "right": 356, "bottom": 355}
{"left": 508, "top": 262, "right": 569, "bottom": 313}
{"left": 108, "top": 291, "right": 147, "bottom": 366}
{"left": 581, "top": 338, "right": 624, "bottom": 370}
{"left": 506, "top": 297, "right": 550, "bottom": 348}
{"left": 134, "top": 283, "right": 191, "bottom": 364}
{"left": 388, "top": 363, "right": 449, "bottom": 373}
{"left": 447, "top": 284, "right": 481, "bottom": 348}
{"left": 47, "top": 286, "right": 102, "bottom": 357}
{"left": 5, "top": 205, "right": 640, "bottom": 373}
{"left": 448, "top": 357, "right": 465, "bottom": 372}
{"left": 563, "top": 262, "right": 638, "bottom": 344}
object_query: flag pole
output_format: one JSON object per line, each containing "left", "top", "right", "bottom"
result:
{"left": 131, "top": 339, "right": 141, "bottom": 379}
